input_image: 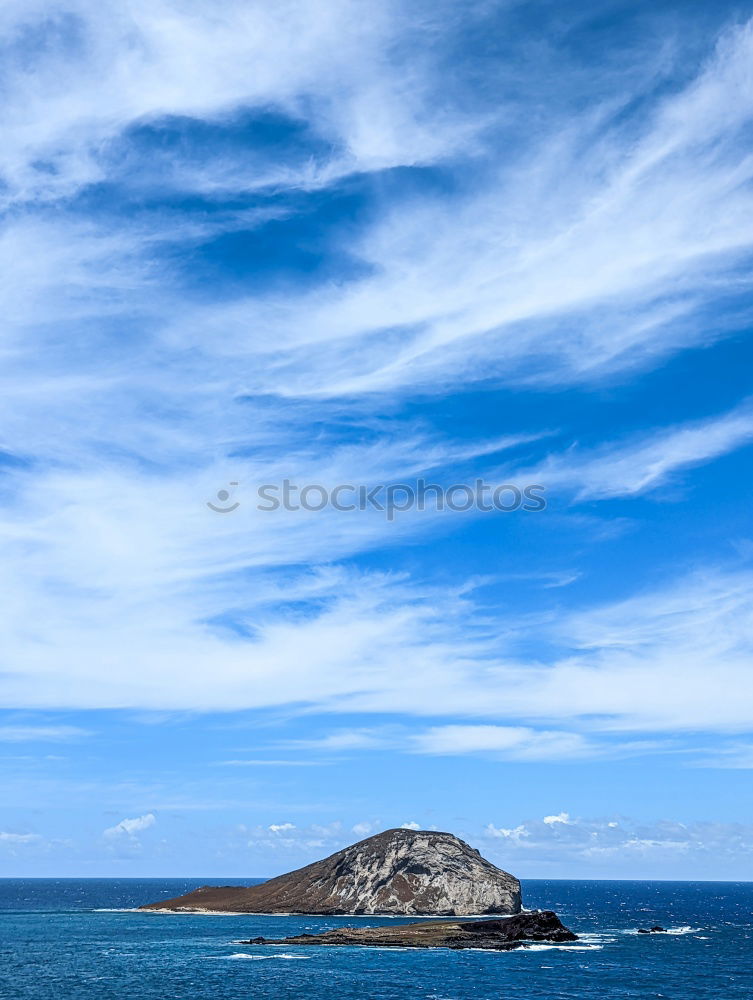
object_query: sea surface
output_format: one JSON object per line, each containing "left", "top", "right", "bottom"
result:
{"left": 0, "top": 878, "right": 751, "bottom": 999}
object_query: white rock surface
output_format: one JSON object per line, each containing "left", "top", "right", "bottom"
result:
{"left": 141, "top": 828, "right": 522, "bottom": 915}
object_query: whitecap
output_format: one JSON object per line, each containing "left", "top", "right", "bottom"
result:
{"left": 624, "top": 925, "right": 700, "bottom": 936}
{"left": 575, "top": 932, "right": 617, "bottom": 944}
{"left": 520, "top": 943, "right": 603, "bottom": 952}
{"left": 215, "top": 952, "right": 310, "bottom": 961}
{"left": 138, "top": 907, "right": 249, "bottom": 915}
{"left": 93, "top": 908, "right": 141, "bottom": 912}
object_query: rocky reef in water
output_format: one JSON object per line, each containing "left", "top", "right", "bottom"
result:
{"left": 243, "top": 910, "right": 578, "bottom": 951}
{"left": 140, "top": 828, "right": 522, "bottom": 915}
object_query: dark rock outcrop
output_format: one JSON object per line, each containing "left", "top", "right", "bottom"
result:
{"left": 140, "top": 828, "right": 521, "bottom": 915}
{"left": 243, "top": 910, "right": 577, "bottom": 951}
{"left": 637, "top": 925, "right": 666, "bottom": 934}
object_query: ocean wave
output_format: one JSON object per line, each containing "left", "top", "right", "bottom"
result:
{"left": 94, "top": 907, "right": 250, "bottom": 916}
{"left": 133, "top": 907, "right": 248, "bottom": 916}
{"left": 623, "top": 925, "right": 700, "bottom": 936}
{"left": 93, "top": 908, "right": 141, "bottom": 913}
{"left": 519, "top": 944, "right": 604, "bottom": 953}
{"left": 217, "top": 952, "right": 311, "bottom": 961}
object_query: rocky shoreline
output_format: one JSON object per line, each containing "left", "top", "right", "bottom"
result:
{"left": 242, "top": 910, "right": 578, "bottom": 951}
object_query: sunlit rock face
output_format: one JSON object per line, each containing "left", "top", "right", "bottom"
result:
{"left": 140, "top": 828, "right": 522, "bottom": 916}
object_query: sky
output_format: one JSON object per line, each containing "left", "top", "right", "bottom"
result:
{"left": 2, "top": 0, "right": 753, "bottom": 880}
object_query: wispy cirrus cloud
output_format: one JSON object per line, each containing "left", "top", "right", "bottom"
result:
{"left": 210, "top": 17, "right": 753, "bottom": 398}
{"left": 410, "top": 725, "right": 592, "bottom": 760}
{"left": 0, "top": 725, "right": 89, "bottom": 742}
{"left": 1, "top": 5, "right": 752, "bottom": 763}
{"left": 1, "top": 389, "right": 751, "bottom": 722}
{"left": 270, "top": 566, "right": 753, "bottom": 734}
{"left": 0, "top": 0, "right": 478, "bottom": 208}
{"left": 2, "top": 498, "right": 753, "bottom": 736}
{"left": 522, "top": 400, "right": 753, "bottom": 501}
{"left": 290, "top": 724, "right": 594, "bottom": 761}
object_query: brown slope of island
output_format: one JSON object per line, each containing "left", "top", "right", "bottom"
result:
{"left": 243, "top": 911, "right": 578, "bottom": 951}
{"left": 140, "top": 828, "right": 522, "bottom": 915}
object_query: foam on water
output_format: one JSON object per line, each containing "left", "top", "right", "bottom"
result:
{"left": 520, "top": 943, "right": 604, "bottom": 952}
{"left": 131, "top": 907, "right": 250, "bottom": 915}
{"left": 217, "top": 952, "right": 311, "bottom": 961}
{"left": 622, "top": 925, "right": 701, "bottom": 936}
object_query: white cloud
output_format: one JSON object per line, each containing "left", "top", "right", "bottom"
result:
{"left": 288, "top": 728, "right": 394, "bottom": 752}
{"left": 481, "top": 814, "right": 753, "bottom": 876}
{"left": 538, "top": 569, "right": 753, "bottom": 732}
{"left": 696, "top": 744, "right": 753, "bottom": 769}
{"left": 1, "top": 4, "right": 753, "bottom": 755}
{"left": 526, "top": 402, "right": 753, "bottom": 501}
{"left": 0, "top": 832, "right": 42, "bottom": 844}
{"left": 411, "top": 726, "right": 591, "bottom": 760}
{"left": 202, "top": 17, "right": 753, "bottom": 399}
{"left": 242, "top": 821, "right": 346, "bottom": 856}
{"left": 0, "top": 398, "right": 748, "bottom": 730}
{"left": 212, "top": 816, "right": 753, "bottom": 877}
{"left": 281, "top": 723, "right": 663, "bottom": 763}
{"left": 543, "top": 813, "right": 571, "bottom": 826}
{"left": 104, "top": 813, "right": 156, "bottom": 838}
{"left": 351, "top": 822, "right": 375, "bottom": 836}
{"left": 326, "top": 567, "right": 753, "bottom": 734}
{"left": 0, "top": 725, "right": 89, "bottom": 742}
{"left": 0, "top": 0, "right": 474, "bottom": 208}
{"left": 486, "top": 823, "right": 529, "bottom": 842}
{"left": 2, "top": 560, "right": 753, "bottom": 738}
{"left": 400, "top": 821, "right": 420, "bottom": 830}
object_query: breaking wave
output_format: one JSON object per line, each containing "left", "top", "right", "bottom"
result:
{"left": 217, "top": 952, "right": 311, "bottom": 961}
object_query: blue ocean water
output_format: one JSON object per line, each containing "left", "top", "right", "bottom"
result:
{"left": 0, "top": 878, "right": 751, "bottom": 999}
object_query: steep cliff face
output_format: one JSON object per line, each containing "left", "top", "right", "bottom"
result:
{"left": 141, "top": 828, "right": 522, "bottom": 915}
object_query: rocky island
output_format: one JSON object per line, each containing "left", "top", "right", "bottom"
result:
{"left": 244, "top": 910, "right": 577, "bottom": 951}
{"left": 141, "top": 827, "right": 522, "bottom": 915}
{"left": 141, "top": 827, "right": 578, "bottom": 949}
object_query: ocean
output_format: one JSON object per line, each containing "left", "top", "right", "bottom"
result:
{"left": 0, "top": 878, "right": 751, "bottom": 999}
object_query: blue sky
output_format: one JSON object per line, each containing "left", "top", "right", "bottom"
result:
{"left": 2, "top": 0, "right": 753, "bottom": 879}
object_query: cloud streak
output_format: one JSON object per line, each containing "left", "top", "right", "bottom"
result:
{"left": 0, "top": 725, "right": 89, "bottom": 742}
{"left": 1, "top": 5, "right": 753, "bottom": 770}
{"left": 524, "top": 401, "right": 753, "bottom": 501}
